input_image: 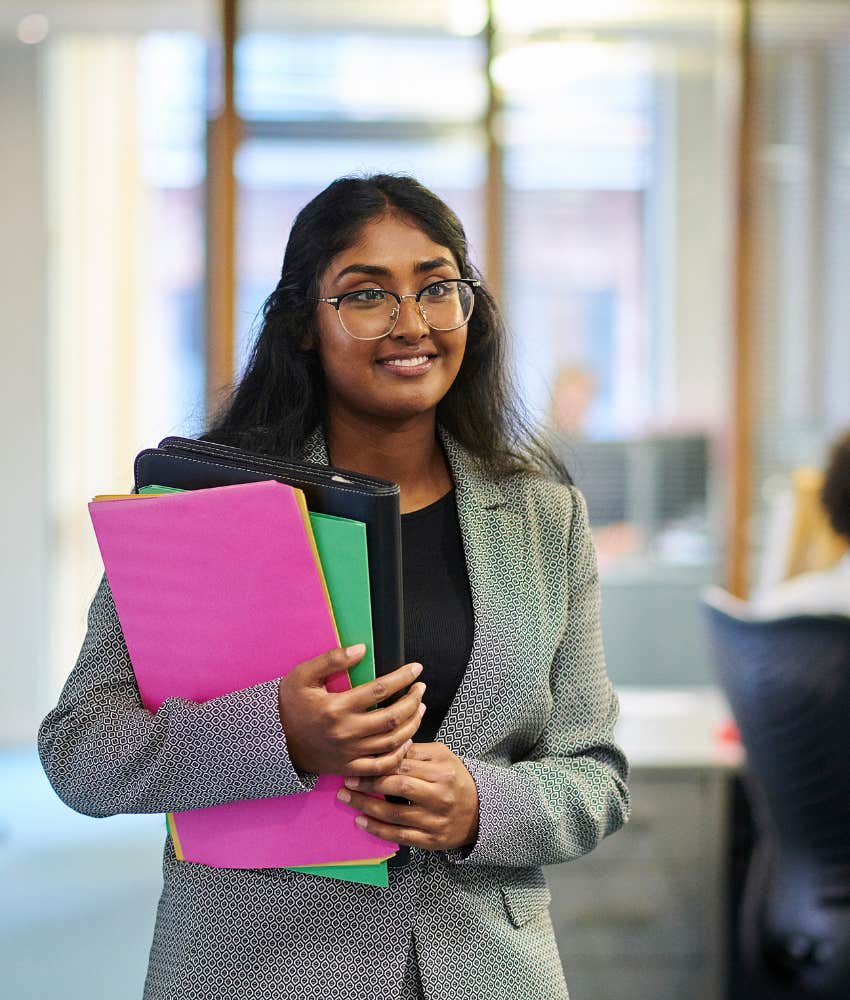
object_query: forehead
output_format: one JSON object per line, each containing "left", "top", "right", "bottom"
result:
{"left": 328, "top": 212, "right": 458, "bottom": 274}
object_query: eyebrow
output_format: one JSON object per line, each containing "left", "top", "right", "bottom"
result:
{"left": 334, "top": 257, "right": 457, "bottom": 281}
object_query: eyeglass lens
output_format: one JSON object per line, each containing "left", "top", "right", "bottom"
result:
{"left": 338, "top": 280, "right": 474, "bottom": 340}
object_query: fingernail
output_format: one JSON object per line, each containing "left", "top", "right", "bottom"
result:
{"left": 410, "top": 663, "right": 423, "bottom": 678}
{"left": 337, "top": 789, "right": 351, "bottom": 803}
{"left": 345, "top": 777, "right": 359, "bottom": 789}
{"left": 418, "top": 703, "right": 427, "bottom": 716}
{"left": 346, "top": 643, "right": 366, "bottom": 658}
{"left": 355, "top": 816, "right": 368, "bottom": 828}
{"left": 403, "top": 739, "right": 412, "bottom": 750}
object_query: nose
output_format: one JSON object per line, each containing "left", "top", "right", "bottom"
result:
{"left": 389, "top": 294, "right": 430, "bottom": 340}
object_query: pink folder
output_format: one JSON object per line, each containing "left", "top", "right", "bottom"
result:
{"left": 88, "top": 480, "right": 394, "bottom": 868}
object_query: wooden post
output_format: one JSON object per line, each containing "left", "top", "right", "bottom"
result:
{"left": 204, "top": 0, "right": 241, "bottom": 421}
{"left": 728, "top": 0, "right": 757, "bottom": 597}
{"left": 484, "top": 1, "right": 503, "bottom": 300}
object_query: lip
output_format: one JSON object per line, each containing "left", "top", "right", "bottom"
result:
{"left": 376, "top": 353, "right": 437, "bottom": 377}
{"left": 376, "top": 350, "right": 438, "bottom": 363}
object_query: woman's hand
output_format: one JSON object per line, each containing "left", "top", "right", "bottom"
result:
{"left": 278, "top": 644, "right": 427, "bottom": 777}
{"left": 336, "top": 742, "right": 480, "bottom": 851}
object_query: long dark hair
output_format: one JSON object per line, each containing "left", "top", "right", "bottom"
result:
{"left": 204, "top": 173, "right": 569, "bottom": 483}
{"left": 822, "top": 430, "right": 850, "bottom": 540}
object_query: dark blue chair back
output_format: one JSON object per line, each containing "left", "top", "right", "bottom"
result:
{"left": 705, "top": 602, "right": 850, "bottom": 1000}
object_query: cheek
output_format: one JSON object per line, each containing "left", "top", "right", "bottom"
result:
{"left": 315, "top": 335, "right": 373, "bottom": 397}
{"left": 446, "top": 331, "right": 468, "bottom": 377}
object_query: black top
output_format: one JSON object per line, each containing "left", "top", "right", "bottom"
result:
{"left": 401, "top": 488, "right": 474, "bottom": 743}
{"left": 387, "top": 488, "right": 474, "bottom": 870}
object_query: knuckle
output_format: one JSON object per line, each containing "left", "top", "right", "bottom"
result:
{"left": 336, "top": 727, "right": 356, "bottom": 749}
{"left": 385, "top": 714, "right": 398, "bottom": 732}
{"left": 372, "top": 680, "right": 386, "bottom": 700}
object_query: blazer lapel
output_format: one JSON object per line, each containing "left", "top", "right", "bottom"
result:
{"left": 435, "top": 428, "right": 529, "bottom": 754}
{"left": 301, "top": 422, "right": 529, "bottom": 756}
{"left": 301, "top": 424, "right": 329, "bottom": 465}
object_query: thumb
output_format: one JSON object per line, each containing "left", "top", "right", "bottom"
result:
{"left": 298, "top": 643, "right": 366, "bottom": 686}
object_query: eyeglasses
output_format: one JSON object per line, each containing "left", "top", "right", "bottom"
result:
{"left": 316, "top": 278, "right": 480, "bottom": 341}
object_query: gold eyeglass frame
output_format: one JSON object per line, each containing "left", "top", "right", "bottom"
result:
{"left": 315, "top": 278, "right": 481, "bottom": 341}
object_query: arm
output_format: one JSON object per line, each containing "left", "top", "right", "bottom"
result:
{"left": 38, "top": 575, "right": 314, "bottom": 818}
{"left": 447, "top": 486, "right": 630, "bottom": 869}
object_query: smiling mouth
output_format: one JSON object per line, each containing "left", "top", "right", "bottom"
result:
{"left": 378, "top": 354, "right": 436, "bottom": 368}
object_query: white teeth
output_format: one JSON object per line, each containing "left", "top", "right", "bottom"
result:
{"left": 383, "top": 356, "right": 430, "bottom": 367}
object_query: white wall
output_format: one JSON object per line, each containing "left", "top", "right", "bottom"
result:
{"left": 0, "top": 43, "right": 49, "bottom": 745}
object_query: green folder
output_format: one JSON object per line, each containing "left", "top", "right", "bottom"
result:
{"left": 287, "top": 510, "right": 388, "bottom": 887}
{"left": 142, "top": 485, "right": 388, "bottom": 887}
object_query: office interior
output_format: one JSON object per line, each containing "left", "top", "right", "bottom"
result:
{"left": 2, "top": 1, "right": 849, "bottom": 998}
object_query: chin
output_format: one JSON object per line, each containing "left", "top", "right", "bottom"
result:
{"left": 357, "top": 391, "right": 443, "bottom": 424}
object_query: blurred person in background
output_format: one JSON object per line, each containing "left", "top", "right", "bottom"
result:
{"left": 547, "top": 362, "right": 641, "bottom": 572}
{"left": 753, "top": 429, "right": 850, "bottom": 618}
{"left": 38, "top": 175, "right": 629, "bottom": 1000}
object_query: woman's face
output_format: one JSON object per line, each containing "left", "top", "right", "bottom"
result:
{"left": 312, "top": 212, "right": 468, "bottom": 428}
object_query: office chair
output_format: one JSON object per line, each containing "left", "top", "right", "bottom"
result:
{"left": 704, "top": 597, "right": 850, "bottom": 1000}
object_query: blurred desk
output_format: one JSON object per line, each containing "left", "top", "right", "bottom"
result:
{"left": 600, "top": 565, "right": 721, "bottom": 687}
{"left": 547, "top": 687, "right": 743, "bottom": 1000}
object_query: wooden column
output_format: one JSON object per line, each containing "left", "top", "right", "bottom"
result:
{"left": 727, "top": 0, "right": 757, "bottom": 597}
{"left": 483, "top": 1, "right": 503, "bottom": 300}
{"left": 204, "top": 0, "right": 241, "bottom": 420}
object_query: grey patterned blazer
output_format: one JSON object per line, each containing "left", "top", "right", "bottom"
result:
{"left": 38, "top": 425, "right": 630, "bottom": 1000}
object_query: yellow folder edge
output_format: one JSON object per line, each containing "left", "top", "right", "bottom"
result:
{"left": 292, "top": 489, "right": 341, "bottom": 649}
{"left": 94, "top": 489, "right": 389, "bottom": 868}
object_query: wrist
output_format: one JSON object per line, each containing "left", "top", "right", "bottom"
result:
{"left": 460, "top": 770, "right": 480, "bottom": 847}
{"left": 277, "top": 679, "right": 306, "bottom": 771}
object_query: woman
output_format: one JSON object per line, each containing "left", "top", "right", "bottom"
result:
{"left": 752, "top": 429, "right": 850, "bottom": 618}
{"left": 39, "top": 174, "right": 630, "bottom": 999}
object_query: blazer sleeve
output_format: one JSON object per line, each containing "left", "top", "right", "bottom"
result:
{"left": 445, "top": 486, "right": 630, "bottom": 869}
{"left": 38, "top": 574, "right": 316, "bottom": 818}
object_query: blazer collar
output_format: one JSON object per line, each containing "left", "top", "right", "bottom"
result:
{"left": 301, "top": 422, "right": 509, "bottom": 512}
{"left": 301, "top": 421, "right": 526, "bottom": 753}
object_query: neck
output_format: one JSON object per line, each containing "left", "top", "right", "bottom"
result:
{"left": 324, "top": 407, "right": 452, "bottom": 512}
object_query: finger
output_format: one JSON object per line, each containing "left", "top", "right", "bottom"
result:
{"left": 342, "top": 772, "right": 438, "bottom": 805}
{"left": 341, "top": 662, "right": 424, "bottom": 712}
{"left": 343, "top": 740, "right": 413, "bottom": 778}
{"left": 346, "top": 685, "right": 426, "bottom": 747}
{"left": 402, "top": 741, "right": 442, "bottom": 761}
{"left": 352, "top": 699, "right": 426, "bottom": 758}
{"left": 298, "top": 644, "right": 366, "bottom": 686}
{"left": 339, "top": 788, "right": 437, "bottom": 830}
{"left": 346, "top": 756, "right": 443, "bottom": 791}
{"left": 393, "top": 755, "right": 443, "bottom": 779}
{"left": 351, "top": 814, "right": 435, "bottom": 850}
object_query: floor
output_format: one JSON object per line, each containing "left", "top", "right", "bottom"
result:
{"left": 2, "top": 749, "right": 164, "bottom": 1000}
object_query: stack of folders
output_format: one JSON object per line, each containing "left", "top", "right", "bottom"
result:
{"left": 88, "top": 438, "right": 405, "bottom": 888}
